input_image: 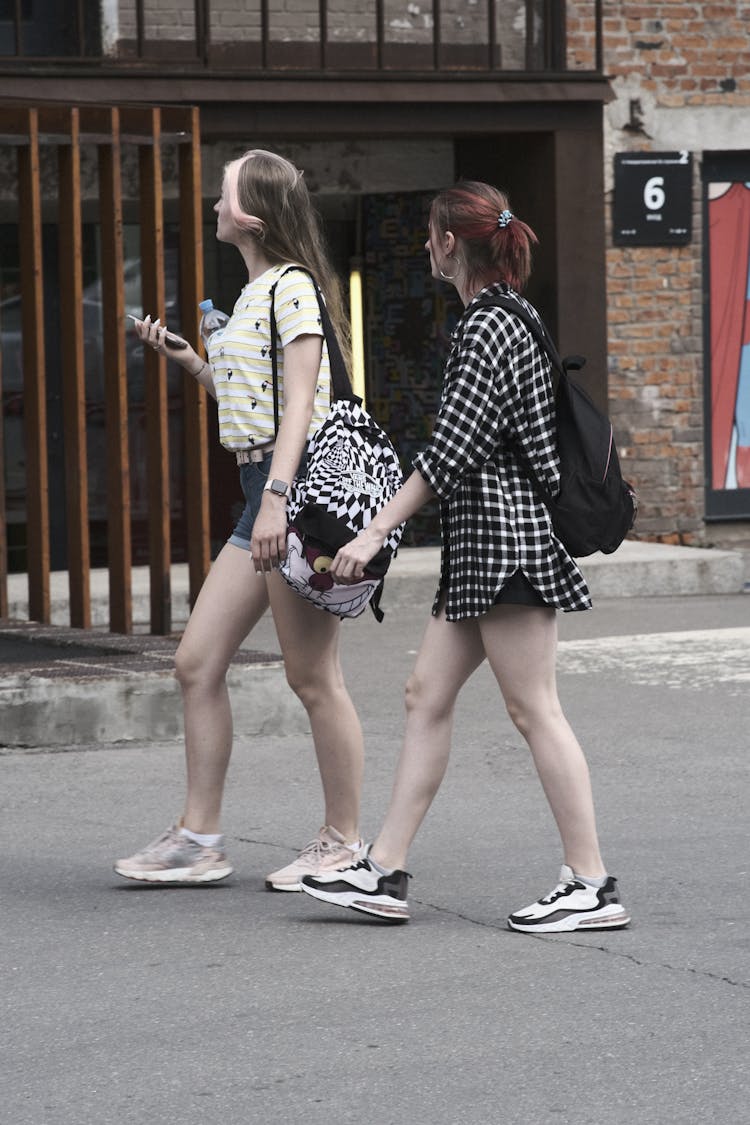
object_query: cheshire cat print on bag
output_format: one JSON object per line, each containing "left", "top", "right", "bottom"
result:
{"left": 281, "top": 404, "right": 405, "bottom": 620}
{"left": 282, "top": 524, "right": 385, "bottom": 620}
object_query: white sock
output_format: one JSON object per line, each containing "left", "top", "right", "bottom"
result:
{"left": 181, "top": 826, "right": 222, "bottom": 847}
{"left": 575, "top": 872, "right": 607, "bottom": 888}
{"left": 367, "top": 851, "right": 395, "bottom": 876}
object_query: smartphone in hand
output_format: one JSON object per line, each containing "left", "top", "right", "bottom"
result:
{"left": 127, "top": 314, "right": 189, "bottom": 350}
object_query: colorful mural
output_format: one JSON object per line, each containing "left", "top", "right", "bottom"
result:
{"left": 708, "top": 181, "right": 750, "bottom": 492}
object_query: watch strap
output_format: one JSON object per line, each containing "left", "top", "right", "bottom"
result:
{"left": 263, "top": 478, "right": 290, "bottom": 498}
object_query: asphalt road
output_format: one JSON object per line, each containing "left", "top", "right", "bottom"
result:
{"left": 3, "top": 593, "right": 748, "bottom": 1124}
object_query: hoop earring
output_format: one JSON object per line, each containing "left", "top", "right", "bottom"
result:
{"left": 438, "top": 254, "right": 461, "bottom": 282}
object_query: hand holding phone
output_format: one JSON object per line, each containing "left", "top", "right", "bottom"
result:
{"left": 127, "top": 314, "right": 189, "bottom": 350}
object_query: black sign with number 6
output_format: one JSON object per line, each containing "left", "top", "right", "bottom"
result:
{"left": 613, "top": 151, "right": 693, "bottom": 246}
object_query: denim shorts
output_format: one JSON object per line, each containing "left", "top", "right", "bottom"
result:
{"left": 227, "top": 450, "right": 307, "bottom": 550}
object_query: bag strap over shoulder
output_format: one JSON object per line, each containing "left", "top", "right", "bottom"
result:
{"left": 269, "top": 265, "right": 359, "bottom": 434}
{"left": 472, "top": 294, "right": 589, "bottom": 386}
{"left": 470, "top": 294, "right": 573, "bottom": 505}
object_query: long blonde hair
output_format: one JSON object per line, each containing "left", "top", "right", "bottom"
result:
{"left": 223, "top": 149, "right": 350, "bottom": 364}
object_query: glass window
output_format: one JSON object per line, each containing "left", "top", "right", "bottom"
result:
{"left": 0, "top": 0, "right": 100, "bottom": 57}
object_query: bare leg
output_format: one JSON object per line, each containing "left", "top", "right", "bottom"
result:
{"left": 479, "top": 605, "right": 606, "bottom": 877}
{"left": 175, "top": 543, "right": 270, "bottom": 834}
{"left": 267, "top": 573, "right": 364, "bottom": 841}
{"left": 370, "top": 609, "right": 486, "bottom": 870}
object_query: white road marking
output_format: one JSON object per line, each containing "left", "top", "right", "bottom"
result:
{"left": 558, "top": 627, "right": 750, "bottom": 693}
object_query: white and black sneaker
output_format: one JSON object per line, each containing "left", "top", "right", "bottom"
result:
{"left": 508, "top": 865, "right": 630, "bottom": 934}
{"left": 300, "top": 846, "right": 410, "bottom": 923}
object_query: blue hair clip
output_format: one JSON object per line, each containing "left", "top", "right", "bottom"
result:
{"left": 497, "top": 209, "right": 514, "bottom": 229}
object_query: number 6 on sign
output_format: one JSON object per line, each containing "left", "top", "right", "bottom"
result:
{"left": 644, "top": 176, "right": 666, "bottom": 211}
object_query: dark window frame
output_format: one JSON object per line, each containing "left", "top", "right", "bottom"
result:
{"left": 0, "top": 0, "right": 602, "bottom": 75}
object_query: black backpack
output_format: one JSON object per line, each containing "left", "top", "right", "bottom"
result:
{"left": 474, "top": 296, "right": 638, "bottom": 558}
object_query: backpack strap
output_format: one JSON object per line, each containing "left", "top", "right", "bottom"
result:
{"left": 268, "top": 266, "right": 359, "bottom": 435}
{"left": 472, "top": 295, "right": 588, "bottom": 381}
{"left": 471, "top": 295, "right": 563, "bottom": 373}
{"left": 470, "top": 295, "right": 576, "bottom": 506}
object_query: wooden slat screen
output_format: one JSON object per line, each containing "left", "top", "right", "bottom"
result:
{"left": 168, "top": 106, "right": 211, "bottom": 609}
{"left": 0, "top": 104, "right": 209, "bottom": 634}
{"left": 17, "top": 108, "right": 50, "bottom": 625}
{"left": 0, "top": 256, "right": 5, "bottom": 620}
{"left": 54, "top": 106, "right": 91, "bottom": 629}
{"left": 96, "top": 106, "right": 133, "bottom": 634}
{"left": 134, "top": 107, "right": 173, "bottom": 636}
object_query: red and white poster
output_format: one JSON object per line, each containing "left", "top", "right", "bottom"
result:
{"left": 707, "top": 181, "right": 750, "bottom": 492}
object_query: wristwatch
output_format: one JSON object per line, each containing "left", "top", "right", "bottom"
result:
{"left": 263, "top": 479, "right": 290, "bottom": 499}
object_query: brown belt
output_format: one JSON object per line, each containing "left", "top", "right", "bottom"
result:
{"left": 236, "top": 442, "right": 275, "bottom": 465}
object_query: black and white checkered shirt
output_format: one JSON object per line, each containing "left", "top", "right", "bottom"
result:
{"left": 413, "top": 283, "right": 592, "bottom": 620}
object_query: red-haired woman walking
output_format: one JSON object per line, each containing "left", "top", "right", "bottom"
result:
{"left": 301, "top": 181, "right": 630, "bottom": 933}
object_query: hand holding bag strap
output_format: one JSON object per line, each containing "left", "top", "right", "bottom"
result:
{"left": 269, "top": 266, "right": 358, "bottom": 435}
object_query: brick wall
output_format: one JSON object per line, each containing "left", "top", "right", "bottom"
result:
{"left": 591, "top": 1, "right": 750, "bottom": 546}
{"left": 565, "top": 0, "right": 601, "bottom": 69}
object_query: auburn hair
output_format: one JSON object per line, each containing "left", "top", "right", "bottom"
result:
{"left": 430, "top": 180, "right": 538, "bottom": 293}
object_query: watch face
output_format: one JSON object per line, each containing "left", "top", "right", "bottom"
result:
{"left": 268, "top": 479, "right": 288, "bottom": 496}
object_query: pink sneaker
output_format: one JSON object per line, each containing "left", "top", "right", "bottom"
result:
{"left": 114, "top": 822, "right": 233, "bottom": 885}
{"left": 265, "top": 825, "right": 362, "bottom": 892}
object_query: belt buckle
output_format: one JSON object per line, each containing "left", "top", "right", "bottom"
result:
{"left": 236, "top": 442, "right": 274, "bottom": 465}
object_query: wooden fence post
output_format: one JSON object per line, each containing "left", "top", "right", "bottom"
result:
{"left": 17, "top": 108, "right": 50, "bottom": 624}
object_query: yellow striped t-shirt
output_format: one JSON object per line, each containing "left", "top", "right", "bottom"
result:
{"left": 208, "top": 264, "right": 331, "bottom": 451}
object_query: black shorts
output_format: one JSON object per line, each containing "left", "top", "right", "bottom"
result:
{"left": 493, "top": 570, "right": 549, "bottom": 608}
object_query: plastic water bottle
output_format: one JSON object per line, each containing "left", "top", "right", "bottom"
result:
{"left": 198, "top": 298, "right": 229, "bottom": 349}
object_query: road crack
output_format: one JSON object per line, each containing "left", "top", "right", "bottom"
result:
{"left": 411, "top": 898, "right": 748, "bottom": 989}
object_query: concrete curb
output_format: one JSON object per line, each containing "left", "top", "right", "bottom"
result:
{"left": 0, "top": 659, "right": 308, "bottom": 749}
{"left": 385, "top": 541, "right": 747, "bottom": 607}
{"left": 4, "top": 541, "right": 746, "bottom": 629}
{"left": 579, "top": 540, "right": 747, "bottom": 598}
{"left": 1, "top": 541, "right": 745, "bottom": 749}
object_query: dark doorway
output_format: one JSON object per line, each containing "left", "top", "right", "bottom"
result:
{"left": 456, "top": 134, "right": 559, "bottom": 335}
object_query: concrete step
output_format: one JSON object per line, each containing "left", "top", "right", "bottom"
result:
{"left": 385, "top": 540, "right": 747, "bottom": 608}
{"left": 0, "top": 625, "right": 307, "bottom": 749}
{"left": 1, "top": 541, "right": 745, "bottom": 749}
{"left": 4, "top": 541, "right": 747, "bottom": 629}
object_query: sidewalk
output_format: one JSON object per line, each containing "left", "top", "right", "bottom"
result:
{"left": 1, "top": 540, "right": 746, "bottom": 748}
{"left": 4, "top": 581, "right": 748, "bottom": 1125}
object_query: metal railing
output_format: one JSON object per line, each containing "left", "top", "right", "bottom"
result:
{"left": 0, "top": 0, "right": 604, "bottom": 74}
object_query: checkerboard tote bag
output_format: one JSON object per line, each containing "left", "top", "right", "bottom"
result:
{"left": 269, "top": 268, "right": 405, "bottom": 621}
